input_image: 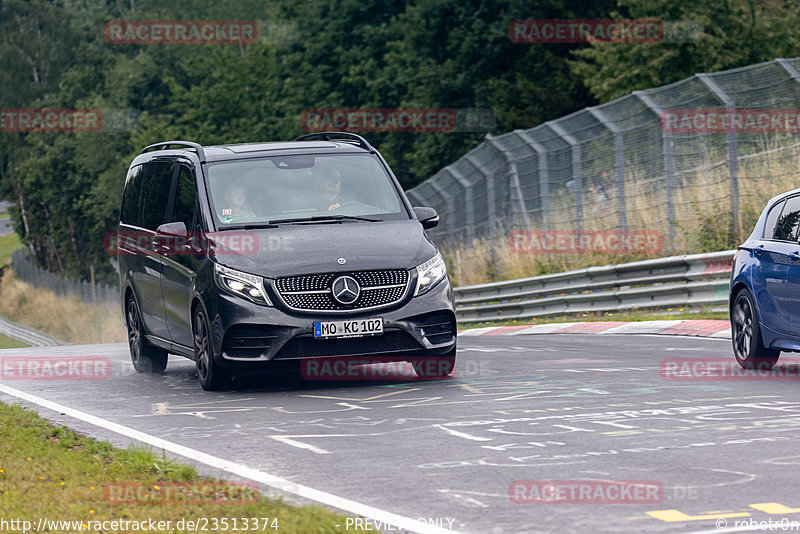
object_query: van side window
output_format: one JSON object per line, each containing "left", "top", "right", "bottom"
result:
{"left": 140, "top": 161, "right": 177, "bottom": 231}
{"left": 173, "top": 165, "right": 198, "bottom": 229}
{"left": 773, "top": 196, "right": 800, "bottom": 242}
{"left": 120, "top": 165, "right": 144, "bottom": 226}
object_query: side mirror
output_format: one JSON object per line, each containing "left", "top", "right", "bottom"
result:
{"left": 155, "top": 221, "right": 188, "bottom": 237}
{"left": 413, "top": 207, "right": 439, "bottom": 230}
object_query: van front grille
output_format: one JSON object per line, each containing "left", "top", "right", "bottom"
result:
{"left": 275, "top": 270, "right": 409, "bottom": 311}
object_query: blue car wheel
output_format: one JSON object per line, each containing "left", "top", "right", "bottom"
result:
{"left": 731, "top": 288, "right": 780, "bottom": 370}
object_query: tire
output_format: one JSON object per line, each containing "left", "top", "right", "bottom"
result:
{"left": 126, "top": 296, "right": 168, "bottom": 373}
{"left": 193, "top": 306, "right": 228, "bottom": 391}
{"left": 731, "top": 288, "right": 780, "bottom": 370}
{"left": 411, "top": 346, "right": 456, "bottom": 378}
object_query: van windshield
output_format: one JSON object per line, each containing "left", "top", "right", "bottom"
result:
{"left": 206, "top": 154, "right": 408, "bottom": 226}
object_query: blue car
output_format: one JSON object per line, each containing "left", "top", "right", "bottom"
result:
{"left": 730, "top": 189, "right": 800, "bottom": 369}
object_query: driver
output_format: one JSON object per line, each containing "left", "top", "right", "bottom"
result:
{"left": 220, "top": 181, "right": 257, "bottom": 223}
{"left": 313, "top": 166, "right": 344, "bottom": 211}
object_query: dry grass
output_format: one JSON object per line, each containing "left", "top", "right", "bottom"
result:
{"left": 0, "top": 271, "right": 126, "bottom": 344}
{"left": 445, "top": 139, "right": 800, "bottom": 286}
{"left": 0, "top": 403, "right": 376, "bottom": 533}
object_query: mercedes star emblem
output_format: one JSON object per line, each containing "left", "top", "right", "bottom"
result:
{"left": 331, "top": 275, "right": 360, "bottom": 304}
{"left": 337, "top": 258, "right": 346, "bottom": 264}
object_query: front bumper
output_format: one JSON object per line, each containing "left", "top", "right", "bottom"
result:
{"left": 206, "top": 277, "right": 456, "bottom": 368}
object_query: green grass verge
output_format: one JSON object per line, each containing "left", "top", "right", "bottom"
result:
{"left": 0, "top": 403, "right": 376, "bottom": 533}
{"left": 0, "top": 332, "right": 28, "bottom": 349}
{"left": 459, "top": 309, "right": 729, "bottom": 329}
{"left": 0, "top": 233, "right": 21, "bottom": 267}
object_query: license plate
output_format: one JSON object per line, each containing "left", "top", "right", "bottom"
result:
{"left": 314, "top": 318, "right": 383, "bottom": 339}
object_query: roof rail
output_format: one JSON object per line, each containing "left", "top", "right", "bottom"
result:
{"left": 296, "top": 132, "right": 374, "bottom": 151}
{"left": 141, "top": 141, "right": 206, "bottom": 163}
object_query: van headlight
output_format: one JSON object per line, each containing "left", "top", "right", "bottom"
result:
{"left": 214, "top": 263, "right": 272, "bottom": 306}
{"left": 414, "top": 252, "right": 448, "bottom": 296}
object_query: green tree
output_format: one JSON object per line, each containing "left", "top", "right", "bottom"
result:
{"left": 570, "top": 0, "right": 800, "bottom": 103}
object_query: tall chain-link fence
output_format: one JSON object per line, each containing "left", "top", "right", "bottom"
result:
{"left": 407, "top": 57, "right": 800, "bottom": 254}
{"left": 12, "top": 249, "right": 119, "bottom": 306}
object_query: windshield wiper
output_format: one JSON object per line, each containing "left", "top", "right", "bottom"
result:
{"left": 216, "top": 222, "right": 279, "bottom": 230}
{"left": 268, "top": 215, "right": 381, "bottom": 224}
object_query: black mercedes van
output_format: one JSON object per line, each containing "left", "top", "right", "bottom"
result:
{"left": 116, "top": 132, "right": 456, "bottom": 390}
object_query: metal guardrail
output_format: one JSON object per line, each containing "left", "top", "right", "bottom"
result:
{"left": 454, "top": 250, "right": 735, "bottom": 323}
{"left": 0, "top": 315, "right": 66, "bottom": 346}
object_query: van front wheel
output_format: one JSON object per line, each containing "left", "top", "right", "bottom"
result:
{"left": 193, "top": 307, "right": 228, "bottom": 391}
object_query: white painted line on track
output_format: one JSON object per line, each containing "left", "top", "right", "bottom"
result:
{"left": 270, "top": 436, "right": 332, "bottom": 454}
{"left": 0, "top": 383, "right": 461, "bottom": 534}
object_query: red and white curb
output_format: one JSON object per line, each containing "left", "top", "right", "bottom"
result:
{"left": 459, "top": 319, "right": 731, "bottom": 339}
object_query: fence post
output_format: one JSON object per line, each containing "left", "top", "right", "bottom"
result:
{"left": 697, "top": 73, "right": 740, "bottom": 238}
{"left": 443, "top": 166, "right": 474, "bottom": 244}
{"left": 588, "top": 107, "right": 627, "bottom": 232}
{"left": 486, "top": 135, "right": 531, "bottom": 233}
{"left": 635, "top": 90, "right": 676, "bottom": 249}
{"left": 466, "top": 152, "right": 497, "bottom": 239}
{"left": 428, "top": 180, "right": 456, "bottom": 243}
{"left": 90, "top": 264, "right": 100, "bottom": 343}
{"left": 546, "top": 121, "right": 583, "bottom": 233}
{"left": 406, "top": 189, "right": 426, "bottom": 207}
{"left": 514, "top": 130, "right": 549, "bottom": 230}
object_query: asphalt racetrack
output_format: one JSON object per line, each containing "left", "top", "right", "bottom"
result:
{"left": 2, "top": 333, "right": 800, "bottom": 533}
